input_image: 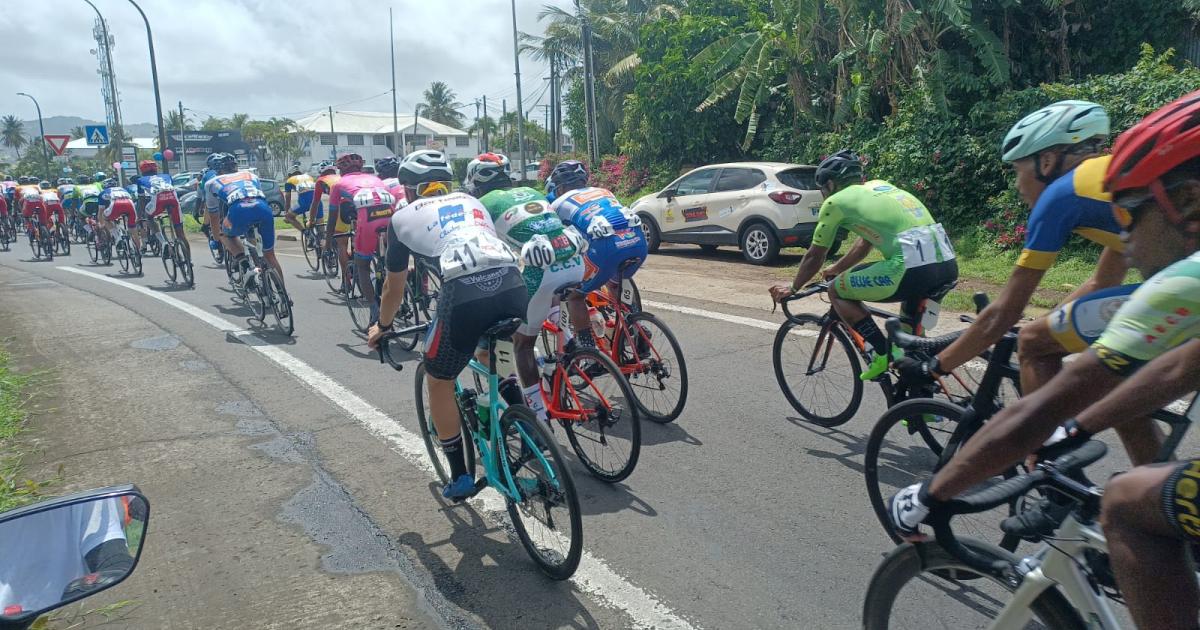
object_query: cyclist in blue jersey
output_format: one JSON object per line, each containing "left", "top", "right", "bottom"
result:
{"left": 546, "top": 160, "right": 648, "bottom": 348}
{"left": 199, "top": 154, "right": 223, "bottom": 256}
{"left": 204, "top": 153, "right": 286, "bottom": 296}
{"left": 134, "top": 160, "right": 190, "bottom": 262}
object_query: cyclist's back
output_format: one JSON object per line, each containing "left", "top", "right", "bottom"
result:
{"left": 550, "top": 186, "right": 632, "bottom": 234}
{"left": 331, "top": 166, "right": 394, "bottom": 258}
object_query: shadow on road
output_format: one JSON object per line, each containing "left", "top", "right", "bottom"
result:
{"left": 786, "top": 418, "right": 867, "bottom": 475}
{"left": 640, "top": 421, "right": 702, "bottom": 447}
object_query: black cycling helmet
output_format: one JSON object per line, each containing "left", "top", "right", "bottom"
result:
{"left": 214, "top": 153, "right": 238, "bottom": 174}
{"left": 103, "top": 178, "right": 118, "bottom": 188}
{"left": 375, "top": 156, "right": 401, "bottom": 180}
{"left": 814, "top": 149, "right": 864, "bottom": 188}
{"left": 465, "top": 154, "right": 512, "bottom": 197}
{"left": 547, "top": 160, "right": 588, "bottom": 200}
{"left": 289, "top": 161, "right": 302, "bottom": 175}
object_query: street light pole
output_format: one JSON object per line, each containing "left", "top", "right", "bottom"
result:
{"left": 16, "top": 93, "right": 51, "bottom": 182}
{"left": 389, "top": 7, "right": 400, "bottom": 156}
{"left": 510, "top": 0, "right": 527, "bottom": 180}
{"left": 125, "top": 0, "right": 169, "bottom": 174}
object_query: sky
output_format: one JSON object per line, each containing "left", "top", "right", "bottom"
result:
{"left": 0, "top": 0, "right": 572, "bottom": 130}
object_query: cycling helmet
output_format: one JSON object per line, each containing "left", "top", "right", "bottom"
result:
{"left": 397, "top": 150, "right": 453, "bottom": 186}
{"left": 138, "top": 159, "right": 158, "bottom": 175}
{"left": 94, "top": 172, "right": 107, "bottom": 183}
{"left": 335, "top": 152, "right": 364, "bottom": 173}
{"left": 375, "top": 157, "right": 401, "bottom": 179}
{"left": 206, "top": 153, "right": 222, "bottom": 170}
{"left": 1106, "top": 89, "right": 1200, "bottom": 226}
{"left": 103, "top": 178, "right": 118, "bottom": 188}
{"left": 1001, "top": 100, "right": 1109, "bottom": 163}
{"left": 479, "top": 152, "right": 510, "bottom": 172}
{"left": 546, "top": 160, "right": 588, "bottom": 201}
{"left": 814, "top": 149, "right": 864, "bottom": 188}
{"left": 56, "top": 178, "right": 71, "bottom": 186}
{"left": 213, "top": 153, "right": 238, "bottom": 174}
{"left": 318, "top": 161, "right": 336, "bottom": 175}
{"left": 38, "top": 180, "right": 50, "bottom": 190}
{"left": 289, "top": 161, "right": 302, "bottom": 175}
{"left": 464, "top": 154, "right": 512, "bottom": 196}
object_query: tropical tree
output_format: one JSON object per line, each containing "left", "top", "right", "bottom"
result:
{"left": 229, "top": 113, "right": 249, "bottom": 132}
{"left": 69, "top": 126, "right": 86, "bottom": 139}
{"left": 164, "top": 109, "right": 194, "bottom": 133}
{"left": 200, "top": 116, "right": 227, "bottom": 131}
{"left": 2, "top": 115, "right": 26, "bottom": 158}
{"left": 421, "top": 82, "right": 467, "bottom": 128}
{"left": 242, "top": 118, "right": 313, "bottom": 178}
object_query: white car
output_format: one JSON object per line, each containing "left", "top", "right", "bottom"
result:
{"left": 629, "top": 162, "right": 832, "bottom": 264}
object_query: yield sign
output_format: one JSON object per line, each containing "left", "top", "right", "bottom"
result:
{"left": 44, "top": 135, "right": 71, "bottom": 156}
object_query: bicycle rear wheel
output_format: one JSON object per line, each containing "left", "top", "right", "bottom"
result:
{"left": 772, "top": 314, "right": 863, "bottom": 427}
{"left": 864, "top": 398, "right": 1023, "bottom": 551}
{"left": 556, "top": 347, "right": 641, "bottom": 482}
{"left": 412, "top": 362, "right": 476, "bottom": 485}
{"left": 501, "top": 404, "right": 583, "bottom": 580}
{"left": 322, "top": 249, "right": 342, "bottom": 292}
{"left": 176, "top": 241, "right": 195, "bottom": 287}
{"left": 130, "top": 237, "right": 142, "bottom": 275}
{"left": 29, "top": 231, "right": 40, "bottom": 259}
{"left": 116, "top": 238, "right": 130, "bottom": 272}
{"left": 161, "top": 237, "right": 178, "bottom": 282}
{"left": 395, "top": 272, "right": 432, "bottom": 352}
{"left": 264, "top": 268, "right": 294, "bottom": 336}
{"left": 346, "top": 264, "right": 372, "bottom": 333}
{"left": 55, "top": 225, "right": 70, "bottom": 256}
{"left": 862, "top": 539, "right": 1085, "bottom": 630}
{"left": 302, "top": 227, "right": 321, "bottom": 271}
{"left": 616, "top": 311, "right": 688, "bottom": 423}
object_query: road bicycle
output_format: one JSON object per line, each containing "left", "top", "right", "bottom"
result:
{"left": 113, "top": 217, "right": 142, "bottom": 276}
{"left": 862, "top": 436, "right": 1195, "bottom": 629}
{"left": 300, "top": 222, "right": 326, "bottom": 272}
{"left": 26, "top": 216, "right": 54, "bottom": 261}
{"left": 537, "top": 282, "right": 642, "bottom": 482}
{"left": 379, "top": 319, "right": 584, "bottom": 580}
{"left": 0, "top": 214, "right": 13, "bottom": 251}
{"left": 772, "top": 279, "right": 957, "bottom": 427}
{"left": 584, "top": 270, "right": 688, "bottom": 423}
{"left": 85, "top": 218, "right": 113, "bottom": 265}
{"left": 52, "top": 219, "right": 71, "bottom": 256}
{"left": 154, "top": 215, "right": 194, "bottom": 287}
{"left": 345, "top": 228, "right": 386, "bottom": 333}
{"left": 68, "top": 213, "right": 89, "bottom": 244}
{"left": 391, "top": 256, "right": 442, "bottom": 352}
{"left": 200, "top": 222, "right": 225, "bottom": 265}
{"left": 229, "top": 223, "right": 294, "bottom": 336}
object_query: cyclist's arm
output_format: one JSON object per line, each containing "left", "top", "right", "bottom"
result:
{"left": 283, "top": 187, "right": 293, "bottom": 211}
{"left": 934, "top": 266, "right": 1044, "bottom": 371}
{"left": 823, "top": 237, "right": 871, "bottom": 277}
{"left": 1076, "top": 339, "right": 1200, "bottom": 434}
{"left": 1060, "top": 245, "right": 1129, "bottom": 305}
{"left": 788, "top": 245, "right": 829, "bottom": 291}
{"left": 927, "top": 349, "right": 1122, "bottom": 501}
{"left": 788, "top": 202, "right": 840, "bottom": 290}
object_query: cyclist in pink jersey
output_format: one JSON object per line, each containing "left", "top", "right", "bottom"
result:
{"left": 330, "top": 153, "right": 397, "bottom": 324}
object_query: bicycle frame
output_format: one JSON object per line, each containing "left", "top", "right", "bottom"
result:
{"left": 586, "top": 286, "right": 660, "bottom": 377}
{"left": 540, "top": 313, "right": 619, "bottom": 422}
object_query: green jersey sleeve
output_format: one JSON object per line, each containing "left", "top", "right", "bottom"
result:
{"left": 811, "top": 194, "right": 846, "bottom": 249}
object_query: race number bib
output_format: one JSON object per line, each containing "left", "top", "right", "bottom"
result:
{"left": 224, "top": 183, "right": 262, "bottom": 203}
{"left": 110, "top": 189, "right": 131, "bottom": 201}
{"left": 439, "top": 229, "right": 517, "bottom": 280}
{"left": 898, "top": 223, "right": 956, "bottom": 268}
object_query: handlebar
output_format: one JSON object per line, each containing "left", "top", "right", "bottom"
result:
{"left": 779, "top": 282, "right": 828, "bottom": 320}
{"left": 930, "top": 440, "right": 1108, "bottom": 575}
{"left": 885, "top": 318, "right": 964, "bottom": 355}
{"left": 376, "top": 323, "right": 430, "bottom": 370}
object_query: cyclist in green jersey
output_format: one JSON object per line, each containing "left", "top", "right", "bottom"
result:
{"left": 770, "top": 150, "right": 958, "bottom": 379}
{"left": 886, "top": 95, "right": 1200, "bottom": 612}
{"left": 469, "top": 153, "right": 588, "bottom": 422}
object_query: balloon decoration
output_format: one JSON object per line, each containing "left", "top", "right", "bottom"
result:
{"left": 153, "top": 151, "right": 164, "bottom": 161}
{"left": 163, "top": 149, "right": 175, "bottom": 160}
{"left": 112, "top": 162, "right": 121, "bottom": 170}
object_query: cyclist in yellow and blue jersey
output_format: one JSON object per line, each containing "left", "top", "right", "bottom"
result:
{"left": 282, "top": 163, "right": 319, "bottom": 234}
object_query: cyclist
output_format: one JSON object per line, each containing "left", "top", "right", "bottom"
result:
{"left": 374, "top": 157, "right": 407, "bottom": 207}
{"left": 313, "top": 162, "right": 351, "bottom": 289}
{"left": 769, "top": 150, "right": 959, "bottom": 380}
{"left": 39, "top": 181, "right": 66, "bottom": 233}
{"left": 199, "top": 154, "right": 224, "bottom": 255}
{"left": 472, "top": 153, "right": 588, "bottom": 422}
{"left": 886, "top": 91, "right": 1200, "bottom": 556}
{"left": 329, "top": 152, "right": 396, "bottom": 323}
{"left": 897, "top": 101, "right": 1134, "bottom": 395}
{"left": 98, "top": 177, "right": 141, "bottom": 255}
{"left": 135, "top": 160, "right": 190, "bottom": 263}
{"left": 545, "top": 159, "right": 648, "bottom": 349}
{"left": 367, "top": 150, "right": 525, "bottom": 500}
{"left": 18, "top": 178, "right": 47, "bottom": 238}
{"left": 204, "top": 153, "right": 287, "bottom": 297}
{"left": 75, "top": 177, "right": 103, "bottom": 245}
{"left": 57, "top": 178, "right": 77, "bottom": 230}
{"left": 282, "top": 162, "right": 318, "bottom": 236}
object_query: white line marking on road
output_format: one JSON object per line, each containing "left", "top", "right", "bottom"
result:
{"left": 643, "top": 300, "right": 815, "bottom": 337}
{"left": 57, "top": 266, "right": 697, "bottom": 630}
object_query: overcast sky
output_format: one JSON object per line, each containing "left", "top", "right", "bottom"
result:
{"left": 0, "top": 0, "right": 571, "bottom": 129}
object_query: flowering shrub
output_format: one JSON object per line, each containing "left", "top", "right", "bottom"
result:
{"left": 982, "top": 189, "right": 1029, "bottom": 249}
{"left": 535, "top": 152, "right": 649, "bottom": 197}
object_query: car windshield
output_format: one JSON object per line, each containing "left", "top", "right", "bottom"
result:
{"left": 775, "top": 168, "right": 817, "bottom": 191}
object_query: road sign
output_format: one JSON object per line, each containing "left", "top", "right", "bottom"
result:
{"left": 44, "top": 135, "right": 71, "bottom": 156}
{"left": 85, "top": 125, "right": 109, "bottom": 145}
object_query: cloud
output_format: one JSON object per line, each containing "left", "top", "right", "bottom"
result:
{"left": 0, "top": 0, "right": 571, "bottom": 128}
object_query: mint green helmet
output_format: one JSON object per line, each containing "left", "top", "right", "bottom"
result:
{"left": 1001, "top": 100, "right": 1109, "bottom": 162}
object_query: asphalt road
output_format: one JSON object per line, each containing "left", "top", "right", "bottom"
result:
{"left": 0, "top": 234, "right": 1191, "bottom": 629}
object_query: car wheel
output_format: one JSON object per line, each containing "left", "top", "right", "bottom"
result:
{"left": 640, "top": 214, "right": 661, "bottom": 253}
{"left": 270, "top": 202, "right": 283, "bottom": 217}
{"left": 740, "top": 223, "right": 779, "bottom": 265}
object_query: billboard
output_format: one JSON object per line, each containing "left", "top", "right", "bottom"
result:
{"left": 166, "top": 130, "right": 252, "bottom": 162}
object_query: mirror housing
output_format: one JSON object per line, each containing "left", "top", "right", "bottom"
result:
{"left": 0, "top": 486, "right": 148, "bottom": 628}
{"left": 659, "top": 188, "right": 676, "bottom": 201}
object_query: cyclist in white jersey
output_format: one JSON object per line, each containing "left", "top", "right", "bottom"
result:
{"left": 367, "top": 150, "right": 527, "bottom": 501}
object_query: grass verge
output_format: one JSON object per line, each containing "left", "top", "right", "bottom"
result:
{"left": 0, "top": 343, "right": 57, "bottom": 512}
{"left": 183, "top": 214, "right": 294, "bottom": 234}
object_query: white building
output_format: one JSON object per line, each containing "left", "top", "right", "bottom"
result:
{"left": 64, "top": 136, "right": 158, "bottom": 158}
{"left": 293, "top": 110, "right": 478, "bottom": 166}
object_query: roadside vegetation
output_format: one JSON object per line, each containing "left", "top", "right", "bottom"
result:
{"left": 0, "top": 343, "right": 56, "bottom": 512}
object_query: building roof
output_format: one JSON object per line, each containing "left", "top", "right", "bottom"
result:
{"left": 65, "top": 137, "right": 159, "bottom": 150}
{"left": 293, "top": 110, "right": 468, "bottom": 137}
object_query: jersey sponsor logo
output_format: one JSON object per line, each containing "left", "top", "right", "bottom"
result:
{"left": 849, "top": 274, "right": 895, "bottom": 289}
{"left": 459, "top": 267, "right": 507, "bottom": 293}
{"left": 569, "top": 189, "right": 609, "bottom": 204}
{"left": 524, "top": 202, "right": 544, "bottom": 214}
{"left": 473, "top": 208, "right": 488, "bottom": 224}
{"left": 683, "top": 206, "right": 707, "bottom": 222}
{"left": 548, "top": 256, "right": 580, "bottom": 273}
{"left": 551, "top": 234, "right": 571, "bottom": 250}
{"left": 1092, "top": 343, "right": 1139, "bottom": 376}
{"left": 614, "top": 228, "right": 641, "bottom": 249}
{"left": 1172, "top": 460, "right": 1200, "bottom": 538}
{"left": 872, "top": 184, "right": 895, "bottom": 192}
{"left": 438, "top": 204, "right": 465, "bottom": 228}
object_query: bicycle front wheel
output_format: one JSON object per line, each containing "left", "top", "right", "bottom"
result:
{"left": 56, "top": 226, "right": 70, "bottom": 256}
{"left": 264, "top": 269, "right": 294, "bottom": 336}
{"left": 412, "top": 362, "right": 476, "bottom": 485}
{"left": 617, "top": 311, "right": 688, "bottom": 423}
{"left": 322, "top": 250, "right": 342, "bottom": 292}
{"left": 301, "top": 229, "right": 320, "bottom": 271}
{"left": 862, "top": 539, "right": 1084, "bottom": 630}
{"left": 772, "top": 314, "right": 863, "bottom": 426}
{"left": 865, "top": 398, "right": 1023, "bottom": 550}
{"left": 502, "top": 404, "right": 583, "bottom": 580}
{"left": 161, "top": 238, "right": 178, "bottom": 282}
{"left": 176, "top": 241, "right": 195, "bottom": 288}
{"left": 557, "top": 347, "right": 641, "bottom": 482}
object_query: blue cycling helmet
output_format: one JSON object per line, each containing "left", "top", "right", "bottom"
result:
{"left": 375, "top": 156, "right": 401, "bottom": 180}
{"left": 546, "top": 160, "right": 588, "bottom": 202}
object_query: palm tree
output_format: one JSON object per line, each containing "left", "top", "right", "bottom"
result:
{"left": 421, "top": 82, "right": 466, "bottom": 128}
{"left": 164, "top": 109, "right": 193, "bottom": 133}
{"left": 2, "top": 115, "right": 26, "bottom": 158}
{"left": 229, "top": 113, "right": 249, "bottom": 132}
{"left": 69, "top": 126, "right": 87, "bottom": 139}
{"left": 200, "top": 116, "right": 227, "bottom": 131}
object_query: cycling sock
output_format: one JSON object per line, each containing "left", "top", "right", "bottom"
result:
{"left": 523, "top": 383, "right": 547, "bottom": 422}
{"left": 576, "top": 328, "right": 596, "bottom": 348}
{"left": 440, "top": 434, "right": 468, "bottom": 479}
{"left": 852, "top": 317, "right": 888, "bottom": 356}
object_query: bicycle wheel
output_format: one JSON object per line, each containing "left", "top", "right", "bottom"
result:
{"left": 322, "top": 250, "right": 342, "bottom": 292}
{"left": 556, "top": 347, "right": 641, "bottom": 482}
{"left": 864, "top": 398, "right": 1023, "bottom": 550}
{"left": 264, "top": 268, "right": 294, "bottom": 336}
{"left": 85, "top": 233, "right": 98, "bottom": 262}
{"left": 130, "top": 237, "right": 142, "bottom": 275}
{"left": 501, "top": 404, "right": 583, "bottom": 580}
{"left": 161, "top": 237, "right": 178, "bottom": 282}
{"left": 862, "top": 539, "right": 1085, "bottom": 630}
{"left": 413, "top": 362, "right": 476, "bottom": 485}
{"left": 346, "top": 264, "right": 372, "bottom": 333}
{"left": 301, "top": 229, "right": 320, "bottom": 271}
{"left": 615, "top": 311, "right": 688, "bottom": 423}
{"left": 28, "top": 231, "right": 40, "bottom": 259}
{"left": 56, "top": 225, "right": 70, "bottom": 256}
{"left": 101, "top": 236, "right": 112, "bottom": 265}
{"left": 772, "top": 314, "right": 863, "bottom": 427}
{"left": 177, "top": 241, "right": 195, "bottom": 288}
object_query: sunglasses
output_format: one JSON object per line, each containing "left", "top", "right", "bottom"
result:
{"left": 415, "top": 181, "right": 450, "bottom": 197}
{"left": 1112, "top": 179, "right": 1189, "bottom": 230}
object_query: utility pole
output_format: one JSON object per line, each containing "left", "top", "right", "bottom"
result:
{"left": 126, "top": 0, "right": 168, "bottom": 173}
{"left": 16, "top": 93, "right": 51, "bottom": 182}
{"left": 502, "top": 99, "right": 508, "bottom": 153}
{"left": 577, "top": 0, "right": 599, "bottom": 163}
{"left": 389, "top": 7, "right": 400, "bottom": 155}
{"left": 482, "top": 95, "right": 489, "bottom": 152}
{"left": 328, "top": 106, "right": 337, "bottom": 158}
{"left": 178, "top": 101, "right": 187, "bottom": 171}
{"left": 542, "top": 104, "right": 550, "bottom": 137}
{"left": 84, "top": 0, "right": 123, "bottom": 180}
{"left": 474, "top": 98, "right": 481, "bottom": 153}
{"left": 510, "top": 0, "right": 526, "bottom": 180}
{"left": 549, "top": 55, "right": 560, "bottom": 153}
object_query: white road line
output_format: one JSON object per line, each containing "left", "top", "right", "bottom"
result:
{"left": 57, "top": 266, "right": 696, "bottom": 630}
{"left": 643, "top": 299, "right": 815, "bottom": 337}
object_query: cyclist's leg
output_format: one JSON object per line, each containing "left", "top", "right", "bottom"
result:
{"left": 284, "top": 208, "right": 305, "bottom": 233}
{"left": 520, "top": 259, "right": 585, "bottom": 419}
{"left": 353, "top": 211, "right": 390, "bottom": 313}
{"left": 164, "top": 199, "right": 191, "bottom": 259}
{"left": 829, "top": 258, "right": 907, "bottom": 356}
{"left": 1102, "top": 460, "right": 1200, "bottom": 630}
{"left": 577, "top": 237, "right": 627, "bottom": 346}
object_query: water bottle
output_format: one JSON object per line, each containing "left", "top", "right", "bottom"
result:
{"left": 476, "top": 390, "right": 491, "bottom": 424}
{"left": 588, "top": 307, "right": 606, "bottom": 340}
{"left": 536, "top": 346, "right": 556, "bottom": 380}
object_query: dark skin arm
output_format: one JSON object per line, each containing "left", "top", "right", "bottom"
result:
{"left": 928, "top": 349, "right": 1123, "bottom": 500}
{"left": 820, "top": 237, "right": 871, "bottom": 279}
{"left": 935, "top": 265, "right": 1044, "bottom": 371}
{"left": 769, "top": 244, "right": 830, "bottom": 303}
{"left": 1076, "top": 339, "right": 1200, "bottom": 434}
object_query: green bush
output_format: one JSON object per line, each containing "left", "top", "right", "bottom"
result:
{"left": 450, "top": 157, "right": 471, "bottom": 184}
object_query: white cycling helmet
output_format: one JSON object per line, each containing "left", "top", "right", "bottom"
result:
{"left": 1001, "top": 100, "right": 1109, "bottom": 163}
{"left": 464, "top": 153, "right": 512, "bottom": 196}
{"left": 397, "top": 150, "right": 453, "bottom": 186}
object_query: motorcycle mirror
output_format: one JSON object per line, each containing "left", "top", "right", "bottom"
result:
{"left": 0, "top": 486, "right": 148, "bottom": 629}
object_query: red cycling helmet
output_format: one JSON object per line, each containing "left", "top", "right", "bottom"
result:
{"left": 335, "top": 152, "right": 364, "bottom": 173}
{"left": 138, "top": 159, "right": 158, "bottom": 175}
{"left": 1105, "top": 89, "right": 1200, "bottom": 226}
